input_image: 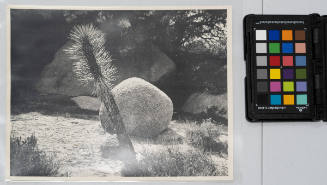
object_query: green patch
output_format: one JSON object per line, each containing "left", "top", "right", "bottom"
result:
{"left": 296, "top": 68, "right": 307, "bottom": 79}
{"left": 283, "top": 81, "right": 294, "bottom": 92}
{"left": 269, "top": 43, "right": 280, "bottom": 53}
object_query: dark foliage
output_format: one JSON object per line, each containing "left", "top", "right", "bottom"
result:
{"left": 11, "top": 9, "right": 227, "bottom": 113}
{"left": 173, "top": 107, "right": 228, "bottom": 126}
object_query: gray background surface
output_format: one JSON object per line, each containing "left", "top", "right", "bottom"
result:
{"left": 1, "top": 0, "right": 327, "bottom": 184}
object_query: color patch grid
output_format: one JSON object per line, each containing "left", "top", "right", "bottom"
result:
{"left": 255, "top": 29, "right": 307, "bottom": 106}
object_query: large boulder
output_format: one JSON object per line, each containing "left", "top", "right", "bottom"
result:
{"left": 99, "top": 77, "right": 173, "bottom": 138}
{"left": 182, "top": 92, "right": 228, "bottom": 119}
{"left": 36, "top": 41, "right": 94, "bottom": 96}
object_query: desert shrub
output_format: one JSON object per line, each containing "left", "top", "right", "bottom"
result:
{"left": 186, "top": 124, "right": 227, "bottom": 155}
{"left": 206, "top": 107, "right": 227, "bottom": 123}
{"left": 10, "top": 134, "right": 60, "bottom": 176}
{"left": 122, "top": 147, "right": 226, "bottom": 177}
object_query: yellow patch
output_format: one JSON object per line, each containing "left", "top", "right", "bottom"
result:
{"left": 270, "top": 69, "right": 281, "bottom": 79}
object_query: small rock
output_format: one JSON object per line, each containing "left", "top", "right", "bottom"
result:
{"left": 71, "top": 96, "right": 101, "bottom": 111}
{"left": 182, "top": 92, "right": 228, "bottom": 119}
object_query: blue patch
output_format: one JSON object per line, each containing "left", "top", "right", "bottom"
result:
{"left": 270, "top": 94, "right": 282, "bottom": 105}
{"left": 269, "top": 30, "right": 280, "bottom": 41}
{"left": 295, "top": 56, "right": 306, "bottom": 66}
{"left": 282, "top": 43, "right": 293, "bottom": 53}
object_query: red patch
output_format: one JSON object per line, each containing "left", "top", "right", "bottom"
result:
{"left": 269, "top": 56, "right": 280, "bottom": 66}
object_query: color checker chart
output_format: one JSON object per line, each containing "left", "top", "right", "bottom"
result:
{"left": 255, "top": 29, "right": 308, "bottom": 106}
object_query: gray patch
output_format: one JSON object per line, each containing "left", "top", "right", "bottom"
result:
{"left": 257, "top": 69, "right": 267, "bottom": 79}
{"left": 256, "top": 56, "right": 267, "bottom": 66}
{"left": 256, "top": 43, "right": 267, "bottom": 53}
{"left": 257, "top": 81, "right": 268, "bottom": 92}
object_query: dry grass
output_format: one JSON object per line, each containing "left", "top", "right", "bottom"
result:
{"left": 11, "top": 94, "right": 229, "bottom": 177}
{"left": 122, "top": 146, "right": 226, "bottom": 177}
{"left": 122, "top": 119, "right": 228, "bottom": 177}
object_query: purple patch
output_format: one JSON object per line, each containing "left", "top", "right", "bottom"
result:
{"left": 296, "top": 81, "right": 307, "bottom": 92}
{"left": 283, "top": 69, "right": 294, "bottom": 79}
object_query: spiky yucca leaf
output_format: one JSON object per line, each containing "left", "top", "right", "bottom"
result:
{"left": 65, "top": 24, "right": 136, "bottom": 156}
{"left": 65, "top": 24, "right": 117, "bottom": 94}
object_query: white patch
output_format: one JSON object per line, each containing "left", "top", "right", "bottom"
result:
{"left": 256, "top": 30, "right": 267, "bottom": 40}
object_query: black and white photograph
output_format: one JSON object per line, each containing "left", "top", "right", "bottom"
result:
{"left": 7, "top": 6, "right": 232, "bottom": 181}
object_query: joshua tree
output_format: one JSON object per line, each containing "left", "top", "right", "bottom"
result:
{"left": 65, "top": 24, "right": 135, "bottom": 157}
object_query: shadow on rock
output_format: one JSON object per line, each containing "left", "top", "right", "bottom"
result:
{"left": 11, "top": 94, "right": 99, "bottom": 120}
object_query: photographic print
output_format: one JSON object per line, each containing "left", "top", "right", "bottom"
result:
{"left": 7, "top": 6, "right": 232, "bottom": 181}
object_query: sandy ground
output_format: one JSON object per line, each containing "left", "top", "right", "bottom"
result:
{"left": 11, "top": 111, "right": 228, "bottom": 177}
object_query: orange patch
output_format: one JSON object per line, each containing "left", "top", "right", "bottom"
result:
{"left": 282, "top": 30, "right": 293, "bottom": 40}
{"left": 283, "top": 94, "right": 294, "bottom": 105}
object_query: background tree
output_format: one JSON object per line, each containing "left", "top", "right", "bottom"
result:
{"left": 11, "top": 9, "right": 227, "bottom": 119}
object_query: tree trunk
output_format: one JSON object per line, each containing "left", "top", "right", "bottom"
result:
{"left": 99, "top": 85, "right": 136, "bottom": 159}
